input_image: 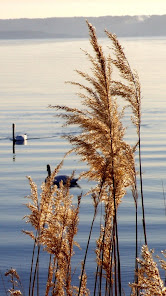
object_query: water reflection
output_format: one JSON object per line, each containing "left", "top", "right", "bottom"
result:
{"left": 15, "top": 139, "right": 27, "bottom": 145}
{"left": 12, "top": 138, "right": 27, "bottom": 160}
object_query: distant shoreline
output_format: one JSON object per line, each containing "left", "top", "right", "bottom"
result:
{"left": 0, "top": 35, "right": 166, "bottom": 41}
{"left": 0, "top": 15, "right": 165, "bottom": 39}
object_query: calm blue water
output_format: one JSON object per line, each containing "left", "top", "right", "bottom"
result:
{"left": 0, "top": 37, "right": 166, "bottom": 295}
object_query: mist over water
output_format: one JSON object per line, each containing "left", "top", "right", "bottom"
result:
{"left": 0, "top": 37, "right": 166, "bottom": 294}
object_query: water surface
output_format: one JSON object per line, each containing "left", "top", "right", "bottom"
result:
{"left": 0, "top": 37, "right": 166, "bottom": 295}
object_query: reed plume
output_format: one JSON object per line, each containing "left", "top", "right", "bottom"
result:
{"left": 23, "top": 160, "right": 64, "bottom": 296}
{"left": 5, "top": 268, "right": 23, "bottom": 296}
{"left": 23, "top": 161, "right": 82, "bottom": 296}
{"left": 50, "top": 21, "right": 139, "bottom": 295}
{"left": 130, "top": 245, "right": 166, "bottom": 295}
{"left": 51, "top": 21, "right": 135, "bottom": 205}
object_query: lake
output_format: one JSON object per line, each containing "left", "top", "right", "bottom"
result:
{"left": 0, "top": 36, "right": 166, "bottom": 295}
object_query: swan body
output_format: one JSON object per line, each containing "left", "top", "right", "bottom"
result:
{"left": 15, "top": 134, "right": 27, "bottom": 142}
{"left": 46, "top": 164, "right": 78, "bottom": 188}
{"left": 53, "top": 175, "right": 78, "bottom": 187}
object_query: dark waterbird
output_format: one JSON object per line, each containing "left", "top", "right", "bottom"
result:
{"left": 46, "top": 164, "right": 79, "bottom": 188}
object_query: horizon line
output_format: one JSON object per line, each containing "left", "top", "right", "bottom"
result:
{"left": 0, "top": 14, "right": 166, "bottom": 21}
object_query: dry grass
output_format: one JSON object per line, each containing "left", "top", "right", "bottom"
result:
{"left": 4, "top": 21, "right": 166, "bottom": 296}
{"left": 24, "top": 161, "right": 84, "bottom": 296}
{"left": 130, "top": 245, "right": 166, "bottom": 295}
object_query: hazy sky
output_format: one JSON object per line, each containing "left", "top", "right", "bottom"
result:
{"left": 1, "top": 0, "right": 166, "bottom": 19}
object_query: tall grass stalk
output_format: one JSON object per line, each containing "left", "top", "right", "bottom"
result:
{"left": 105, "top": 30, "right": 147, "bottom": 246}
{"left": 78, "top": 172, "right": 107, "bottom": 295}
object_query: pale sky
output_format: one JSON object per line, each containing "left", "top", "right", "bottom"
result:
{"left": 1, "top": 0, "right": 166, "bottom": 19}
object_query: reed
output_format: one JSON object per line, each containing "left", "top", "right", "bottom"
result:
{"left": 130, "top": 245, "right": 166, "bottom": 295}
{"left": 24, "top": 163, "right": 82, "bottom": 296}
{"left": 4, "top": 21, "right": 166, "bottom": 296}
{"left": 51, "top": 21, "right": 137, "bottom": 295}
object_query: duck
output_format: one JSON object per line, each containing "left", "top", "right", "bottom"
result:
{"left": 46, "top": 164, "right": 78, "bottom": 188}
